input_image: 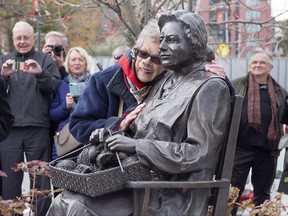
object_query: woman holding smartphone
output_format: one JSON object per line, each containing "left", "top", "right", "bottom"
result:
{"left": 49, "top": 47, "right": 92, "bottom": 160}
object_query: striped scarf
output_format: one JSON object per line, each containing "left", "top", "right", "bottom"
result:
{"left": 248, "top": 73, "right": 279, "bottom": 150}
{"left": 118, "top": 50, "right": 151, "bottom": 103}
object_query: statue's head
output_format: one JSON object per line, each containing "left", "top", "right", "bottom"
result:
{"left": 158, "top": 10, "right": 208, "bottom": 69}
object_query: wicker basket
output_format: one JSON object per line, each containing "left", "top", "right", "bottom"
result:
{"left": 49, "top": 159, "right": 151, "bottom": 197}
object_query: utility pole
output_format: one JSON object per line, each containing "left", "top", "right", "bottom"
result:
{"left": 225, "top": 6, "right": 229, "bottom": 45}
{"left": 188, "top": 0, "right": 193, "bottom": 12}
{"left": 32, "top": 0, "right": 41, "bottom": 51}
{"left": 37, "top": 13, "right": 40, "bottom": 51}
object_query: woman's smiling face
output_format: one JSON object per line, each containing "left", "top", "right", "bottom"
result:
{"left": 135, "top": 40, "right": 165, "bottom": 83}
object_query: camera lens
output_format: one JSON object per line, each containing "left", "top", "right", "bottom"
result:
{"left": 52, "top": 44, "right": 64, "bottom": 56}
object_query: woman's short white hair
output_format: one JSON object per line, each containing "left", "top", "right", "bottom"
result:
{"left": 134, "top": 19, "right": 160, "bottom": 48}
{"left": 64, "top": 47, "right": 92, "bottom": 73}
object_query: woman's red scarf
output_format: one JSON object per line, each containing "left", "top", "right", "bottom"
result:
{"left": 119, "top": 51, "right": 144, "bottom": 89}
{"left": 118, "top": 50, "right": 150, "bottom": 103}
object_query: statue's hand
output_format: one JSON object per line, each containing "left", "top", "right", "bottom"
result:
{"left": 106, "top": 134, "right": 136, "bottom": 154}
{"left": 89, "top": 128, "right": 110, "bottom": 145}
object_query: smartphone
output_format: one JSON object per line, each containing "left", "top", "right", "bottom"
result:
{"left": 13, "top": 62, "right": 28, "bottom": 71}
{"left": 69, "top": 83, "right": 80, "bottom": 97}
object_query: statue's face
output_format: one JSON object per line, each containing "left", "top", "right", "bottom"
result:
{"left": 159, "top": 21, "right": 192, "bottom": 69}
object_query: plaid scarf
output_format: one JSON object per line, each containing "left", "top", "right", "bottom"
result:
{"left": 248, "top": 73, "right": 279, "bottom": 150}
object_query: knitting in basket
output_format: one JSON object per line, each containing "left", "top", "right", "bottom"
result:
{"left": 49, "top": 144, "right": 152, "bottom": 197}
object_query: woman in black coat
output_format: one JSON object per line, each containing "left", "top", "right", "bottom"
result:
{"left": 0, "top": 76, "right": 14, "bottom": 142}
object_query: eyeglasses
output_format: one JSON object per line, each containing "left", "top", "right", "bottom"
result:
{"left": 114, "top": 54, "right": 123, "bottom": 60}
{"left": 135, "top": 48, "right": 162, "bottom": 65}
{"left": 251, "top": 60, "right": 270, "bottom": 66}
{"left": 13, "top": 35, "right": 33, "bottom": 42}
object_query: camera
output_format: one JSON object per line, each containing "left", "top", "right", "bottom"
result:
{"left": 13, "top": 62, "right": 28, "bottom": 71}
{"left": 48, "top": 44, "right": 64, "bottom": 56}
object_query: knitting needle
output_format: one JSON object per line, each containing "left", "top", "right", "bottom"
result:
{"left": 107, "top": 129, "right": 124, "bottom": 172}
{"left": 116, "top": 151, "right": 124, "bottom": 172}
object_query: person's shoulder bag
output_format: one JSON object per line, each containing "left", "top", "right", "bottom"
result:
{"left": 54, "top": 123, "right": 82, "bottom": 157}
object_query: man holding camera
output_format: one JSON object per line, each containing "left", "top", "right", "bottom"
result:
{"left": 43, "top": 31, "right": 69, "bottom": 80}
{"left": 0, "top": 21, "right": 60, "bottom": 216}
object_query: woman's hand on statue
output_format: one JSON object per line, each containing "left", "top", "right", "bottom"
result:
{"left": 118, "top": 103, "right": 146, "bottom": 132}
{"left": 205, "top": 60, "right": 226, "bottom": 78}
{"left": 106, "top": 134, "right": 136, "bottom": 153}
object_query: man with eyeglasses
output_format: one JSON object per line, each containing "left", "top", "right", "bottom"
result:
{"left": 231, "top": 48, "right": 287, "bottom": 215}
{"left": 111, "top": 45, "right": 130, "bottom": 64}
{"left": 0, "top": 21, "right": 60, "bottom": 216}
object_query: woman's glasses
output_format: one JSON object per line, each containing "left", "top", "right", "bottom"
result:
{"left": 114, "top": 54, "right": 123, "bottom": 60}
{"left": 135, "top": 49, "right": 162, "bottom": 65}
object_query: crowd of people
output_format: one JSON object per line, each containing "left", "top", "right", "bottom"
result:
{"left": 0, "top": 9, "right": 287, "bottom": 216}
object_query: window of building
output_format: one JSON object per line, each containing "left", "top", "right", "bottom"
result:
{"left": 246, "top": 24, "right": 261, "bottom": 33}
{"left": 210, "top": 11, "right": 216, "bottom": 22}
{"left": 246, "top": 39, "right": 260, "bottom": 47}
{"left": 246, "top": 0, "right": 260, "bottom": 6}
{"left": 246, "top": 10, "right": 261, "bottom": 20}
{"left": 210, "top": 9, "right": 226, "bottom": 23}
{"left": 210, "top": 0, "right": 221, "bottom": 4}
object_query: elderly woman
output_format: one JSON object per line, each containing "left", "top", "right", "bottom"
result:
{"left": 49, "top": 47, "right": 92, "bottom": 159}
{"left": 69, "top": 19, "right": 166, "bottom": 145}
{"left": 69, "top": 20, "right": 226, "bottom": 145}
{"left": 48, "top": 11, "right": 230, "bottom": 216}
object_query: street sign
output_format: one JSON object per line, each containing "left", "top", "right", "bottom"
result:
{"left": 216, "top": 43, "right": 230, "bottom": 58}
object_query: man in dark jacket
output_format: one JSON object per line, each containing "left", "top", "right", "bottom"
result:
{"left": 0, "top": 21, "right": 60, "bottom": 216}
{"left": 231, "top": 48, "right": 287, "bottom": 214}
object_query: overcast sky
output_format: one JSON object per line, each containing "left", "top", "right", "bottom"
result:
{"left": 271, "top": 0, "right": 288, "bottom": 20}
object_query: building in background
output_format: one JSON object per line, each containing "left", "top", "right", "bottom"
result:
{"left": 199, "top": 0, "right": 274, "bottom": 57}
